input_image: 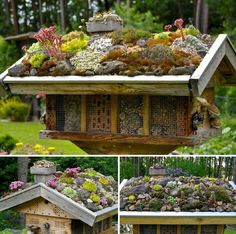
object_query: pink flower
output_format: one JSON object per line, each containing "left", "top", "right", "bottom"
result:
{"left": 100, "top": 197, "right": 108, "bottom": 206}
{"left": 174, "top": 18, "right": 184, "bottom": 28}
{"left": 65, "top": 167, "right": 81, "bottom": 177}
{"left": 46, "top": 177, "right": 58, "bottom": 189}
{"left": 164, "top": 24, "right": 172, "bottom": 31}
{"left": 9, "top": 181, "right": 24, "bottom": 191}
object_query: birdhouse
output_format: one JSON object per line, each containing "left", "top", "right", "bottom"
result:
{"left": 120, "top": 179, "right": 236, "bottom": 234}
{"left": 1, "top": 14, "right": 236, "bottom": 154}
{"left": 0, "top": 161, "right": 118, "bottom": 234}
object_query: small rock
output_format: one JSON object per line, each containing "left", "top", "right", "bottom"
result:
{"left": 30, "top": 68, "right": 37, "bottom": 76}
{"left": 87, "top": 202, "right": 99, "bottom": 212}
{"left": 8, "top": 64, "right": 28, "bottom": 77}
{"left": 55, "top": 60, "right": 73, "bottom": 75}
{"left": 95, "top": 60, "right": 126, "bottom": 75}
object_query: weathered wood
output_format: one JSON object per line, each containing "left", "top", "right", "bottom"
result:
{"left": 197, "top": 225, "right": 201, "bottom": 234}
{"left": 26, "top": 214, "right": 72, "bottom": 234}
{"left": 133, "top": 225, "right": 140, "bottom": 234}
{"left": 72, "top": 141, "right": 179, "bottom": 155}
{"left": 81, "top": 96, "right": 87, "bottom": 132}
{"left": 143, "top": 95, "right": 150, "bottom": 135}
{"left": 120, "top": 212, "right": 236, "bottom": 225}
{"left": 40, "top": 130, "right": 196, "bottom": 145}
{"left": 15, "top": 197, "right": 73, "bottom": 219}
{"left": 216, "top": 225, "right": 225, "bottom": 234}
{"left": 190, "top": 34, "right": 227, "bottom": 96}
{"left": 111, "top": 95, "right": 118, "bottom": 134}
{"left": 6, "top": 82, "right": 190, "bottom": 96}
{"left": 176, "top": 225, "right": 181, "bottom": 234}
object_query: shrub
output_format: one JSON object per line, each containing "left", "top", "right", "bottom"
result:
{"left": 0, "top": 97, "right": 30, "bottom": 121}
{"left": 0, "top": 135, "right": 17, "bottom": 153}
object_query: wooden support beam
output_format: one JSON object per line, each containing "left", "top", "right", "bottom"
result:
{"left": 40, "top": 130, "right": 196, "bottom": 146}
{"left": 157, "top": 225, "right": 160, "bottom": 234}
{"left": 110, "top": 95, "right": 118, "bottom": 134}
{"left": 217, "top": 225, "right": 225, "bottom": 234}
{"left": 133, "top": 225, "right": 140, "bottom": 234}
{"left": 81, "top": 96, "right": 87, "bottom": 132}
{"left": 177, "top": 225, "right": 181, "bottom": 234}
{"left": 143, "top": 95, "right": 150, "bottom": 135}
{"left": 197, "top": 225, "right": 201, "bottom": 234}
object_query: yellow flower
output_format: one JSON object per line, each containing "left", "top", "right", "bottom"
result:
{"left": 42, "top": 150, "right": 49, "bottom": 155}
{"left": 34, "top": 144, "right": 42, "bottom": 152}
{"left": 48, "top": 147, "right": 56, "bottom": 152}
{"left": 16, "top": 142, "right": 23, "bottom": 147}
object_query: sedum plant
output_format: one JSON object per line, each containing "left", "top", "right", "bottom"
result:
{"left": 82, "top": 180, "right": 97, "bottom": 193}
{"left": 90, "top": 193, "right": 100, "bottom": 203}
{"left": 62, "top": 187, "right": 77, "bottom": 199}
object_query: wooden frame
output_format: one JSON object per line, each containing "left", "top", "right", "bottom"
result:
{"left": 0, "top": 183, "right": 118, "bottom": 226}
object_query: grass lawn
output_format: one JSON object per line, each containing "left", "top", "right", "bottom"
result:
{"left": 225, "top": 230, "right": 236, "bottom": 234}
{"left": 0, "top": 121, "right": 86, "bottom": 155}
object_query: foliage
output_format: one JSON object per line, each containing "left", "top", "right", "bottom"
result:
{"left": 28, "top": 52, "right": 46, "bottom": 68}
{"left": 33, "top": 26, "right": 64, "bottom": 60}
{"left": 64, "top": 167, "right": 81, "bottom": 177}
{"left": 0, "top": 210, "right": 22, "bottom": 231}
{"left": 60, "top": 175, "right": 74, "bottom": 184}
{"left": 82, "top": 180, "right": 97, "bottom": 193}
{"left": 90, "top": 193, "right": 100, "bottom": 203}
{"left": 62, "top": 186, "right": 77, "bottom": 198}
{"left": 152, "top": 184, "right": 162, "bottom": 191}
{"left": 0, "top": 135, "right": 17, "bottom": 153}
{"left": 46, "top": 177, "right": 58, "bottom": 188}
{"left": 128, "top": 194, "right": 136, "bottom": 201}
{"left": 99, "top": 177, "right": 109, "bottom": 185}
{"left": 0, "top": 37, "right": 19, "bottom": 73}
{"left": 115, "top": 4, "right": 163, "bottom": 32}
{"left": 0, "top": 97, "right": 30, "bottom": 122}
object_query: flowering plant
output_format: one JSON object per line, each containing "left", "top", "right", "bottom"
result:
{"left": 65, "top": 167, "right": 81, "bottom": 177}
{"left": 174, "top": 18, "right": 185, "bottom": 41}
{"left": 100, "top": 197, "right": 108, "bottom": 205}
{"left": 164, "top": 24, "right": 172, "bottom": 31}
{"left": 46, "top": 177, "right": 58, "bottom": 189}
{"left": 9, "top": 181, "right": 24, "bottom": 191}
{"left": 33, "top": 26, "right": 64, "bottom": 60}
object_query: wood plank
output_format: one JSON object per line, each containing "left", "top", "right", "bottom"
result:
{"left": 7, "top": 83, "right": 190, "bottom": 96}
{"left": 197, "top": 225, "right": 201, "bottom": 234}
{"left": 177, "top": 225, "right": 181, "bottom": 234}
{"left": 40, "top": 130, "right": 196, "bottom": 146}
{"left": 143, "top": 95, "right": 150, "bottom": 135}
{"left": 225, "top": 38, "right": 236, "bottom": 72}
{"left": 133, "top": 225, "right": 140, "bottom": 234}
{"left": 94, "top": 205, "right": 118, "bottom": 223}
{"left": 157, "top": 225, "right": 160, "bottom": 234}
{"left": 190, "top": 34, "right": 227, "bottom": 97}
{"left": 110, "top": 95, "right": 118, "bottom": 134}
{"left": 72, "top": 141, "right": 179, "bottom": 155}
{"left": 216, "top": 225, "right": 225, "bottom": 234}
{"left": 81, "top": 96, "right": 87, "bottom": 132}
{"left": 14, "top": 197, "right": 73, "bottom": 219}
{"left": 26, "top": 214, "right": 72, "bottom": 234}
{"left": 120, "top": 213, "right": 236, "bottom": 225}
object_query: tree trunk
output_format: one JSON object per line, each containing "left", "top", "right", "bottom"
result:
{"left": 4, "top": 0, "right": 11, "bottom": 26}
{"left": 233, "top": 157, "right": 236, "bottom": 184}
{"left": 127, "top": 0, "right": 131, "bottom": 8}
{"left": 60, "top": 0, "right": 66, "bottom": 33}
{"left": 38, "top": 0, "right": 43, "bottom": 25}
{"left": 201, "top": 0, "right": 209, "bottom": 34}
{"left": 10, "top": 0, "right": 19, "bottom": 34}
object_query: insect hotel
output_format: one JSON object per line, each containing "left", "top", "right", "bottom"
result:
{"left": 1, "top": 13, "right": 236, "bottom": 154}
{"left": 120, "top": 176, "right": 236, "bottom": 234}
{"left": 0, "top": 160, "right": 118, "bottom": 234}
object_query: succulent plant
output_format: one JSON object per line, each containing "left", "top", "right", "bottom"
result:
{"left": 89, "top": 37, "right": 112, "bottom": 53}
{"left": 64, "top": 167, "right": 81, "bottom": 177}
{"left": 60, "top": 176, "right": 74, "bottom": 184}
{"left": 82, "top": 180, "right": 97, "bottom": 193}
{"left": 152, "top": 184, "right": 162, "bottom": 191}
{"left": 46, "top": 177, "right": 58, "bottom": 189}
{"left": 62, "top": 187, "right": 77, "bottom": 199}
{"left": 99, "top": 177, "right": 109, "bottom": 185}
{"left": 9, "top": 181, "right": 24, "bottom": 191}
{"left": 29, "top": 52, "right": 46, "bottom": 68}
{"left": 143, "top": 176, "right": 150, "bottom": 182}
{"left": 166, "top": 181, "right": 177, "bottom": 188}
{"left": 90, "top": 193, "right": 100, "bottom": 203}
{"left": 167, "top": 196, "right": 176, "bottom": 205}
{"left": 61, "top": 38, "right": 88, "bottom": 54}
{"left": 128, "top": 194, "right": 136, "bottom": 201}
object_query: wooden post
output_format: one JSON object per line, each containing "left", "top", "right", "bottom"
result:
{"left": 133, "top": 225, "right": 140, "bottom": 234}
{"left": 177, "top": 225, "right": 181, "bottom": 234}
{"left": 233, "top": 157, "right": 236, "bottom": 184}
{"left": 111, "top": 95, "right": 118, "bottom": 134}
{"left": 81, "top": 96, "right": 87, "bottom": 132}
{"left": 143, "top": 95, "right": 150, "bottom": 135}
{"left": 216, "top": 225, "right": 225, "bottom": 234}
{"left": 197, "top": 225, "right": 201, "bottom": 234}
{"left": 157, "top": 225, "right": 161, "bottom": 234}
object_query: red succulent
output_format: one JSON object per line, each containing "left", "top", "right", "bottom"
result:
{"left": 174, "top": 18, "right": 185, "bottom": 41}
{"left": 33, "top": 26, "right": 64, "bottom": 60}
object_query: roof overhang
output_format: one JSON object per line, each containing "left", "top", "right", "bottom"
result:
{"left": 0, "top": 183, "right": 117, "bottom": 226}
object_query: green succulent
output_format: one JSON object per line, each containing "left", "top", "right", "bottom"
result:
{"left": 152, "top": 184, "right": 163, "bottom": 191}
{"left": 62, "top": 187, "right": 77, "bottom": 199}
{"left": 143, "top": 176, "right": 150, "bottom": 182}
{"left": 29, "top": 52, "right": 46, "bottom": 68}
{"left": 82, "top": 180, "right": 97, "bottom": 193}
{"left": 167, "top": 196, "right": 176, "bottom": 205}
{"left": 166, "top": 181, "right": 177, "bottom": 188}
{"left": 90, "top": 193, "right": 100, "bottom": 203}
{"left": 194, "top": 184, "right": 200, "bottom": 190}
{"left": 128, "top": 194, "right": 136, "bottom": 201}
{"left": 60, "top": 176, "right": 74, "bottom": 184}
{"left": 99, "top": 177, "right": 109, "bottom": 185}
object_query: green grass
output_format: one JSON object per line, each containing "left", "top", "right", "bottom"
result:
{"left": 225, "top": 229, "right": 236, "bottom": 234}
{"left": 0, "top": 121, "right": 86, "bottom": 155}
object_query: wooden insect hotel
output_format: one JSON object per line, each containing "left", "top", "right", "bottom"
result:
{"left": 1, "top": 13, "right": 236, "bottom": 154}
{"left": 0, "top": 161, "right": 117, "bottom": 234}
{"left": 120, "top": 179, "right": 236, "bottom": 234}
